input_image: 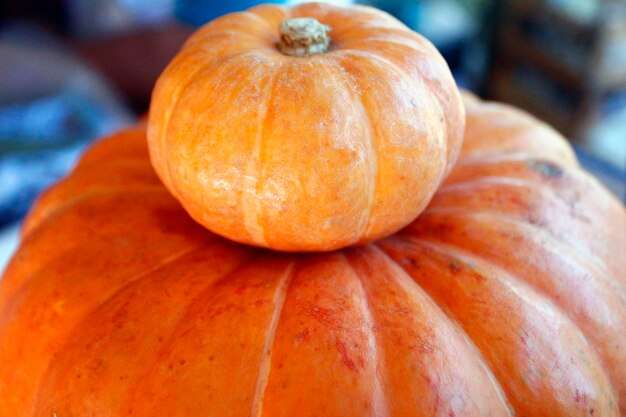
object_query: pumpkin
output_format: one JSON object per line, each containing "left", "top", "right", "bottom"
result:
{"left": 0, "top": 92, "right": 624, "bottom": 416}
{"left": 148, "top": 2, "right": 464, "bottom": 252}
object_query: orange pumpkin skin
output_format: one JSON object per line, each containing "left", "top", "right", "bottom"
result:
{"left": 148, "top": 2, "right": 464, "bottom": 252}
{"left": 1, "top": 95, "right": 625, "bottom": 416}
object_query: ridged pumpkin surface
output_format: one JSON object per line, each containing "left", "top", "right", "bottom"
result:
{"left": 148, "top": 2, "right": 464, "bottom": 252}
{"left": 0, "top": 95, "right": 625, "bottom": 416}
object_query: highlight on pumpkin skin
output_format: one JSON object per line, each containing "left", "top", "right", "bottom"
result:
{"left": 148, "top": 2, "right": 465, "bottom": 252}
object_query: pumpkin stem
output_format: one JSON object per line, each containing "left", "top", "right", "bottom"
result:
{"left": 278, "top": 17, "right": 331, "bottom": 57}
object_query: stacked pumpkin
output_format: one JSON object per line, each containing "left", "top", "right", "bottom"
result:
{"left": 0, "top": 3, "right": 624, "bottom": 416}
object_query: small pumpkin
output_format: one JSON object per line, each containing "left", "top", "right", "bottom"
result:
{"left": 148, "top": 2, "right": 464, "bottom": 252}
{"left": 0, "top": 93, "right": 624, "bottom": 416}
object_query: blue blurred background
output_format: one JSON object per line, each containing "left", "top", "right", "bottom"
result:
{"left": 1, "top": 0, "right": 625, "bottom": 272}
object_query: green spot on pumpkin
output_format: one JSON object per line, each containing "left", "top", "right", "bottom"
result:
{"left": 448, "top": 260, "right": 462, "bottom": 273}
{"left": 527, "top": 159, "right": 563, "bottom": 178}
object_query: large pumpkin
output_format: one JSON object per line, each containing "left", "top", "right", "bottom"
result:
{"left": 148, "top": 2, "right": 464, "bottom": 252}
{"left": 0, "top": 93, "right": 624, "bottom": 416}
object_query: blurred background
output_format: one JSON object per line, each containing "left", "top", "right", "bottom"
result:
{"left": 1, "top": 0, "right": 625, "bottom": 272}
